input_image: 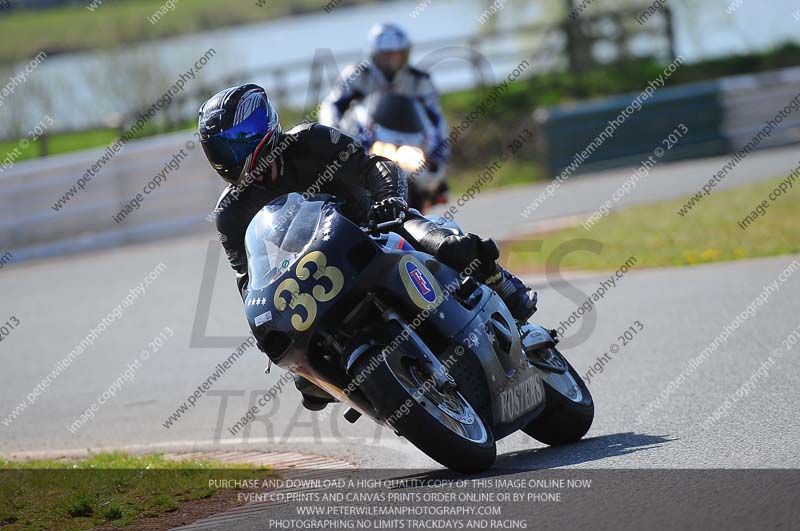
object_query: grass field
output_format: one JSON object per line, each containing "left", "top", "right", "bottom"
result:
{"left": 0, "top": 0, "right": 374, "bottom": 65}
{"left": 0, "top": 452, "right": 272, "bottom": 531}
{"left": 0, "top": 119, "right": 195, "bottom": 165}
{"left": 503, "top": 176, "right": 800, "bottom": 271}
{"left": 0, "top": 129, "right": 120, "bottom": 162}
{"left": 450, "top": 159, "right": 544, "bottom": 195}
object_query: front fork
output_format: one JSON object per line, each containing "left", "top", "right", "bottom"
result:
{"left": 374, "top": 298, "right": 457, "bottom": 393}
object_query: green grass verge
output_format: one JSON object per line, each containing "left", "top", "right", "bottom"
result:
{"left": 439, "top": 43, "right": 800, "bottom": 168}
{"left": 0, "top": 129, "right": 119, "bottom": 163}
{"left": 503, "top": 176, "right": 800, "bottom": 271}
{"left": 0, "top": 0, "right": 375, "bottom": 65}
{"left": 450, "top": 159, "right": 545, "bottom": 196}
{"left": 0, "top": 452, "right": 272, "bottom": 531}
{"left": 0, "top": 120, "right": 196, "bottom": 165}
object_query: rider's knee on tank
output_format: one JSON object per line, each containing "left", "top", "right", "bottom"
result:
{"left": 398, "top": 216, "right": 499, "bottom": 278}
{"left": 424, "top": 231, "right": 536, "bottom": 322}
{"left": 435, "top": 232, "right": 499, "bottom": 280}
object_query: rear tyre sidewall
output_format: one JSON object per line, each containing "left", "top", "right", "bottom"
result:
{"left": 522, "top": 352, "right": 594, "bottom": 446}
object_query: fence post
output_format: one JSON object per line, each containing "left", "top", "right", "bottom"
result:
{"left": 38, "top": 133, "right": 48, "bottom": 158}
{"left": 663, "top": 6, "right": 677, "bottom": 61}
{"left": 612, "top": 13, "right": 630, "bottom": 63}
{"left": 273, "top": 67, "right": 286, "bottom": 108}
{"left": 468, "top": 36, "right": 486, "bottom": 91}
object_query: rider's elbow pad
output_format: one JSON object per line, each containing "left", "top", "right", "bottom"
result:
{"left": 366, "top": 159, "right": 404, "bottom": 201}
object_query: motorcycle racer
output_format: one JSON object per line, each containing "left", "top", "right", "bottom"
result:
{"left": 198, "top": 84, "right": 536, "bottom": 409}
{"left": 319, "top": 23, "right": 450, "bottom": 199}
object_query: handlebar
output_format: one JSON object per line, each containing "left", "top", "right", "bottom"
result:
{"left": 362, "top": 210, "right": 407, "bottom": 234}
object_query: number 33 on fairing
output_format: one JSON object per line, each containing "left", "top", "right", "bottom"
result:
{"left": 273, "top": 251, "right": 345, "bottom": 332}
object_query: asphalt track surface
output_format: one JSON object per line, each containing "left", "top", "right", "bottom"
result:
{"left": 1, "top": 147, "right": 799, "bottom": 528}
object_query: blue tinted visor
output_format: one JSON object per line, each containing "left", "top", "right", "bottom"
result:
{"left": 202, "top": 107, "right": 270, "bottom": 173}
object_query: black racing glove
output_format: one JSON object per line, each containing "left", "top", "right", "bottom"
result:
{"left": 370, "top": 196, "right": 409, "bottom": 227}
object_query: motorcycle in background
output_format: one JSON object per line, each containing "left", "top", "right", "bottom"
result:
{"left": 337, "top": 92, "right": 448, "bottom": 212}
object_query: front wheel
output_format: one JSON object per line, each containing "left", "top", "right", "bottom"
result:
{"left": 354, "top": 344, "right": 496, "bottom": 474}
{"left": 522, "top": 347, "right": 594, "bottom": 445}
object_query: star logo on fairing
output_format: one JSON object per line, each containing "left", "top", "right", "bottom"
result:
{"left": 321, "top": 221, "right": 333, "bottom": 242}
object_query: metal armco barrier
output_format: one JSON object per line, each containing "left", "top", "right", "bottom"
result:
{"left": 536, "top": 66, "right": 800, "bottom": 176}
{"left": 0, "top": 131, "right": 222, "bottom": 263}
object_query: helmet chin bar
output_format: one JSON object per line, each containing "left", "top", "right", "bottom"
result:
{"left": 373, "top": 50, "right": 410, "bottom": 79}
{"left": 228, "top": 155, "right": 261, "bottom": 188}
{"left": 222, "top": 154, "right": 255, "bottom": 186}
{"left": 235, "top": 158, "right": 276, "bottom": 190}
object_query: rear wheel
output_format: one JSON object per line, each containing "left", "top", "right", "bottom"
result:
{"left": 354, "top": 341, "right": 496, "bottom": 474}
{"left": 522, "top": 347, "right": 594, "bottom": 445}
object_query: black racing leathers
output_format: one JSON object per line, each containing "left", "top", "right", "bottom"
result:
{"left": 214, "top": 122, "right": 405, "bottom": 298}
{"left": 214, "top": 122, "right": 501, "bottom": 303}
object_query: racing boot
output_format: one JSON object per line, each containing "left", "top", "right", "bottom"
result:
{"left": 485, "top": 264, "right": 538, "bottom": 323}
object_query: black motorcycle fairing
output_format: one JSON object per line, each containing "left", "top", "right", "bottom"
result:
{"left": 243, "top": 194, "right": 368, "bottom": 358}
{"left": 242, "top": 193, "right": 554, "bottom": 440}
{"left": 242, "top": 194, "right": 476, "bottom": 403}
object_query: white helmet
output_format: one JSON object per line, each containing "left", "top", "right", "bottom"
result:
{"left": 367, "top": 23, "right": 412, "bottom": 55}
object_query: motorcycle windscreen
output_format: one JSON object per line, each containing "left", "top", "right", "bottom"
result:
{"left": 245, "top": 193, "right": 324, "bottom": 290}
{"left": 370, "top": 93, "right": 425, "bottom": 133}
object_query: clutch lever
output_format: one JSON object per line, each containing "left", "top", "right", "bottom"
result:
{"left": 363, "top": 211, "right": 406, "bottom": 234}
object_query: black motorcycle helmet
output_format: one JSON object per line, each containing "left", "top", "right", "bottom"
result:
{"left": 198, "top": 84, "right": 282, "bottom": 184}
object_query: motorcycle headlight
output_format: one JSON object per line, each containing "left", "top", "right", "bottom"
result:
{"left": 371, "top": 141, "right": 398, "bottom": 160}
{"left": 381, "top": 143, "right": 398, "bottom": 160}
{"left": 370, "top": 141, "right": 386, "bottom": 156}
{"left": 396, "top": 145, "right": 425, "bottom": 172}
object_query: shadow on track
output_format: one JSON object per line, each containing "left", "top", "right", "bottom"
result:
{"left": 386, "top": 432, "right": 674, "bottom": 485}
{"left": 495, "top": 431, "right": 674, "bottom": 470}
